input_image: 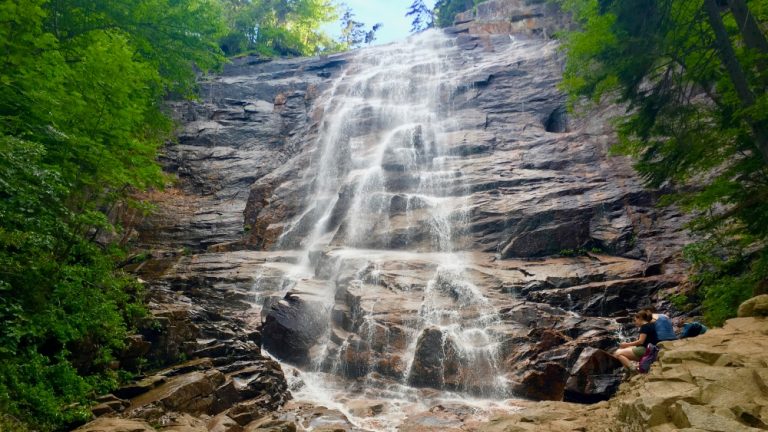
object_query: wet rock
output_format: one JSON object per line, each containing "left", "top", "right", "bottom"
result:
{"left": 564, "top": 347, "right": 623, "bottom": 403}
{"left": 408, "top": 327, "right": 460, "bottom": 389}
{"left": 526, "top": 276, "right": 681, "bottom": 316}
{"left": 261, "top": 288, "right": 331, "bottom": 366}
{"left": 226, "top": 359, "right": 290, "bottom": 404}
{"left": 129, "top": 369, "right": 226, "bottom": 415}
{"left": 500, "top": 212, "right": 592, "bottom": 258}
{"left": 338, "top": 337, "right": 372, "bottom": 378}
{"left": 512, "top": 362, "right": 569, "bottom": 401}
{"left": 226, "top": 394, "right": 279, "bottom": 426}
{"left": 346, "top": 399, "right": 386, "bottom": 417}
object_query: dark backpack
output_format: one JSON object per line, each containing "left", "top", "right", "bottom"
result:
{"left": 680, "top": 322, "right": 708, "bottom": 338}
{"left": 638, "top": 343, "right": 660, "bottom": 373}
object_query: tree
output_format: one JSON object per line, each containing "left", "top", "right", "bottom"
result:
{"left": 219, "top": 0, "right": 340, "bottom": 56}
{"left": 558, "top": 0, "right": 768, "bottom": 324}
{"left": 339, "top": 6, "right": 382, "bottom": 48}
{"left": 406, "top": 0, "right": 434, "bottom": 32}
{"left": 433, "top": 0, "right": 485, "bottom": 27}
{"left": 0, "top": 1, "right": 226, "bottom": 429}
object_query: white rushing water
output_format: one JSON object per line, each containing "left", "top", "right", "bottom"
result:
{"left": 259, "top": 30, "right": 518, "bottom": 430}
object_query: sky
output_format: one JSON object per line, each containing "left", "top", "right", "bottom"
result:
{"left": 322, "top": 0, "right": 439, "bottom": 46}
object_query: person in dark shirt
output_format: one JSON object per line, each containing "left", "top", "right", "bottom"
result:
{"left": 613, "top": 310, "right": 658, "bottom": 371}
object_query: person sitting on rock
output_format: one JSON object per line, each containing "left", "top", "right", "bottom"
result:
{"left": 642, "top": 307, "right": 677, "bottom": 341}
{"left": 613, "top": 310, "right": 659, "bottom": 372}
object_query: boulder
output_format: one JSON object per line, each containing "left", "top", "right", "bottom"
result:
{"left": 512, "top": 362, "right": 569, "bottom": 401}
{"left": 407, "top": 327, "right": 460, "bottom": 389}
{"left": 737, "top": 294, "right": 768, "bottom": 317}
{"left": 564, "top": 347, "right": 623, "bottom": 403}
{"left": 261, "top": 289, "right": 331, "bottom": 366}
{"left": 226, "top": 395, "right": 278, "bottom": 426}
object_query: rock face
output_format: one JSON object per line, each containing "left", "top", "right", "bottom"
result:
{"left": 453, "top": 0, "right": 573, "bottom": 38}
{"left": 616, "top": 317, "right": 768, "bottom": 431}
{"left": 96, "top": 5, "right": 697, "bottom": 430}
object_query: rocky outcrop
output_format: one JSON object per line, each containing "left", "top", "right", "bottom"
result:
{"left": 615, "top": 317, "right": 768, "bottom": 431}
{"left": 473, "top": 315, "right": 768, "bottom": 432}
{"left": 452, "top": 0, "right": 573, "bottom": 38}
{"left": 76, "top": 355, "right": 290, "bottom": 431}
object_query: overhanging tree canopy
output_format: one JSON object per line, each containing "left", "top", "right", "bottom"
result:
{"left": 559, "top": 0, "right": 768, "bottom": 324}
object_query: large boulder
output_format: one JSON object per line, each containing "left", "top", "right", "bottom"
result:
{"left": 737, "top": 294, "right": 768, "bottom": 317}
{"left": 564, "top": 347, "right": 623, "bottom": 403}
{"left": 512, "top": 362, "right": 569, "bottom": 401}
{"left": 407, "top": 327, "right": 461, "bottom": 389}
{"left": 261, "top": 288, "right": 331, "bottom": 366}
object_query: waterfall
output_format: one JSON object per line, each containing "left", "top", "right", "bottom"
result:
{"left": 259, "top": 30, "right": 510, "bottom": 428}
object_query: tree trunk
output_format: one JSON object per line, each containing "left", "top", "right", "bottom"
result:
{"left": 727, "top": 0, "right": 768, "bottom": 80}
{"left": 704, "top": 0, "right": 768, "bottom": 164}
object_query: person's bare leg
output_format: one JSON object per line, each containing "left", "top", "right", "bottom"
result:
{"left": 613, "top": 347, "right": 639, "bottom": 369}
{"left": 614, "top": 353, "right": 633, "bottom": 369}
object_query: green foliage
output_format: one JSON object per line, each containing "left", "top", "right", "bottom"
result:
{"left": 218, "top": 0, "right": 341, "bottom": 56}
{"left": 668, "top": 293, "right": 691, "bottom": 311}
{"left": 406, "top": 0, "right": 434, "bottom": 33}
{"left": 558, "top": 0, "right": 768, "bottom": 324}
{"left": 0, "top": 0, "right": 225, "bottom": 429}
{"left": 433, "top": 0, "right": 488, "bottom": 28}
{"left": 683, "top": 238, "right": 767, "bottom": 325}
{"left": 558, "top": 247, "right": 602, "bottom": 256}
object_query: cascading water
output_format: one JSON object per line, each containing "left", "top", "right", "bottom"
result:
{"left": 257, "top": 30, "right": 513, "bottom": 429}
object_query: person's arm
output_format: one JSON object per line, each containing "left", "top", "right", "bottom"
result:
{"left": 619, "top": 333, "right": 647, "bottom": 348}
